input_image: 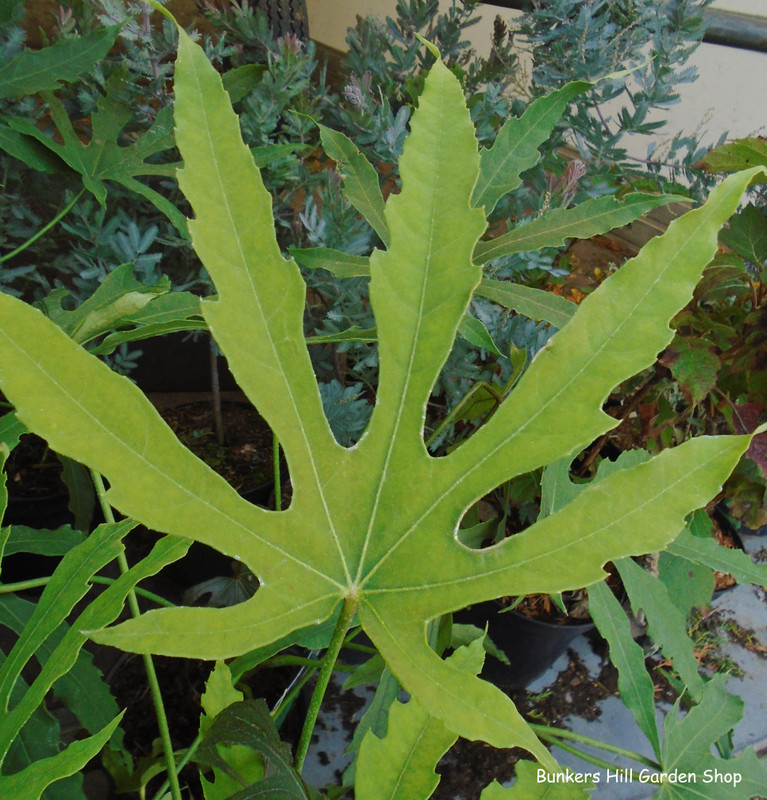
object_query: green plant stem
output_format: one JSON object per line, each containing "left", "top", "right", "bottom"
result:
{"left": 263, "top": 654, "right": 354, "bottom": 670}
{"left": 150, "top": 735, "right": 202, "bottom": 800}
{"left": 0, "top": 575, "right": 176, "bottom": 607}
{"left": 530, "top": 723, "right": 661, "bottom": 770}
{"left": 294, "top": 594, "right": 358, "bottom": 772}
{"left": 0, "top": 577, "right": 50, "bottom": 593}
{"left": 0, "top": 188, "right": 85, "bottom": 264}
{"left": 90, "top": 470, "right": 183, "bottom": 800}
{"left": 273, "top": 433, "right": 281, "bottom": 511}
{"left": 536, "top": 732, "right": 635, "bottom": 776}
{"left": 340, "top": 641, "right": 377, "bottom": 655}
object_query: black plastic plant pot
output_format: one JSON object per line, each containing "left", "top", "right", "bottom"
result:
{"left": 455, "top": 601, "right": 595, "bottom": 690}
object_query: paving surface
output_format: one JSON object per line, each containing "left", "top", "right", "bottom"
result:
{"left": 306, "top": 529, "right": 767, "bottom": 798}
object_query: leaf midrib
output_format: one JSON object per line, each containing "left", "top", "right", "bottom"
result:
{"left": 0, "top": 321, "right": 343, "bottom": 591}
{"left": 353, "top": 87, "right": 446, "bottom": 586}
{"left": 363, "top": 449, "right": 722, "bottom": 598}
{"left": 185, "top": 49, "right": 352, "bottom": 585}
{"left": 360, "top": 201, "right": 716, "bottom": 589}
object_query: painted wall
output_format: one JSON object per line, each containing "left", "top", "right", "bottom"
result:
{"left": 305, "top": 0, "right": 767, "bottom": 151}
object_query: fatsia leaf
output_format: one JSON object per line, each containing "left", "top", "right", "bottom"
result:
{"left": 39, "top": 264, "right": 206, "bottom": 357}
{"left": 200, "top": 662, "right": 244, "bottom": 735}
{"left": 251, "top": 142, "right": 308, "bottom": 167}
{"left": 539, "top": 458, "right": 582, "bottom": 520}
{"left": 1, "top": 669, "right": 64, "bottom": 787}
{"left": 0, "top": 614, "right": 80, "bottom": 796}
{"left": 0, "top": 412, "right": 25, "bottom": 531}
{"left": 458, "top": 315, "right": 503, "bottom": 356}
{"left": 0, "top": 594, "right": 123, "bottom": 753}
{"left": 315, "top": 122, "right": 389, "bottom": 246}
{"left": 474, "top": 193, "right": 687, "bottom": 264}
{"left": 657, "top": 551, "right": 714, "bottom": 616}
{"left": 719, "top": 203, "right": 767, "bottom": 266}
{"left": 7, "top": 76, "right": 185, "bottom": 235}
{"left": 343, "top": 663, "right": 400, "bottom": 784}
{"left": 0, "top": 531, "right": 188, "bottom": 765}
{"left": 196, "top": 701, "right": 316, "bottom": 799}
{"left": 0, "top": 124, "right": 64, "bottom": 173}
{"left": 666, "top": 524, "right": 767, "bottom": 588}
{"left": 289, "top": 246, "right": 371, "bottom": 278}
{"left": 0, "top": 27, "right": 118, "bottom": 99}
{"left": 0, "top": 412, "right": 25, "bottom": 453}
{"left": 472, "top": 81, "right": 594, "bottom": 214}
{"left": 697, "top": 137, "right": 767, "bottom": 173}
{"left": 355, "top": 638, "right": 484, "bottom": 800}
{"left": 540, "top": 454, "right": 704, "bottom": 710}
{"left": 2, "top": 525, "right": 85, "bottom": 557}
{"left": 342, "top": 652, "right": 385, "bottom": 690}
{"left": 480, "top": 761, "right": 592, "bottom": 798}
{"left": 587, "top": 581, "right": 660, "bottom": 759}
{"left": 0, "top": 521, "right": 129, "bottom": 722}
{"left": 0, "top": 714, "right": 122, "bottom": 800}
{"left": 0, "top": 414, "right": 22, "bottom": 562}
{"left": 0, "top": 31, "right": 762, "bottom": 775}
{"left": 655, "top": 677, "right": 767, "bottom": 800}
{"left": 91, "top": 291, "right": 207, "bottom": 355}
{"left": 475, "top": 279, "right": 575, "bottom": 328}
{"left": 58, "top": 454, "right": 96, "bottom": 530}
{"left": 616, "top": 558, "right": 705, "bottom": 702}
{"left": 39, "top": 263, "right": 171, "bottom": 346}
{"left": 199, "top": 662, "right": 263, "bottom": 800}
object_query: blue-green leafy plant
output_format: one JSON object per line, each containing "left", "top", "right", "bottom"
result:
{"left": 517, "top": 0, "right": 715, "bottom": 187}
{"left": 1, "top": 14, "right": 766, "bottom": 799}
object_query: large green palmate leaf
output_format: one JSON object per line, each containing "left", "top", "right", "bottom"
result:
{"left": 0, "top": 24, "right": 119, "bottom": 177}
{"left": 0, "top": 29, "right": 762, "bottom": 773}
{"left": 7, "top": 76, "right": 185, "bottom": 235}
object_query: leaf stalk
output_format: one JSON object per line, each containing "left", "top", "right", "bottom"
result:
{"left": 0, "top": 575, "right": 176, "bottom": 607}
{"left": 294, "top": 594, "right": 358, "bottom": 772}
{"left": 529, "top": 723, "right": 661, "bottom": 770}
{"left": 90, "top": 470, "right": 183, "bottom": 800}
{"left": 0, "top": 188, "right": 84, "bottom": 264}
